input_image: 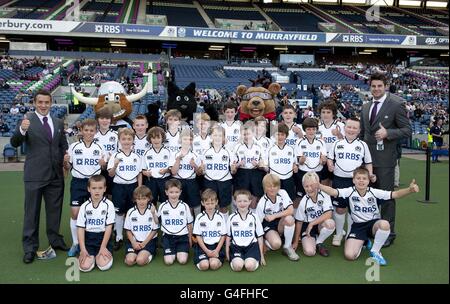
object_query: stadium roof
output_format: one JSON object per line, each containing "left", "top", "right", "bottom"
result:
{"left": 205, "top": 0, "right": 449, "bottom": 9}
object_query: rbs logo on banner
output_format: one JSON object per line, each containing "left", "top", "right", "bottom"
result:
{"left": 342, "top": 35, "right": 363, "bottom": 43}
{"left": 95, "top": 24, "right": 120, "bottom": 34}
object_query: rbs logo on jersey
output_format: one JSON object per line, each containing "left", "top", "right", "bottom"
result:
{"left": 132, "top": 225, "right": 152, "bottom": 232}
{"left": 233, "top": 230, "right": 253, "bottom": 237}
{"left": 206, "top": 164, "right": 228, "bottom": 170}
{"left": 202, "top": 231, "right": 221, "bottom": 238}
{"left": 353, "top": 205, "right": 377, "bottom": 213}
{"left": 165, "top": 219, "right": 184, "bottom": 226}
{"left": 87, "top": 218, "right": 104, "bottom": 226}
{"left": 337, "top": 152, "right": 361, "bottom": 161}
{"left": 274, "top": 158, "right": 291, "bottom": 164}
{"left": 103, "top": 144, "right": 115, "bottom": 151}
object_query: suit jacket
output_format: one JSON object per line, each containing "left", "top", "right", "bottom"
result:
{"left": 11, "top": 112, "right": 68, "bottom": 182}
{"left": 360, "top": 93, "right": 411, "bottom": 168}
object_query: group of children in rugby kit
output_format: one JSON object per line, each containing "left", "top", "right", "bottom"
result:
{"left": 64, "top": 100, "right": 419, "bottom": 272}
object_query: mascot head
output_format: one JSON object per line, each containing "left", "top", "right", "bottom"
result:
{"left": 167, "top": 81, "right": 197, "bottom": 123}
{"left": 237, "top": 82, "right": 281, "bottom": 121}
{"left": 71, "top": 80, "right": 150, "bottom": 122}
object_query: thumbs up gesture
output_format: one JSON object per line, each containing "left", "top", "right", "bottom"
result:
{"left": 332, "top": 125, "right": 343, "bottom": 139}
{"left": 21, "top": 113, "right": 31, "bottom": 132}
{"left": 409, "top": 179, "right": 420, "bottom": 193}
{"left": 375, "top": 123, "right": 387, "bottom": 141}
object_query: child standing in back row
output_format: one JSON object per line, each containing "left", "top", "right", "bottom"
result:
{"left": 107, "top": 128, "right": 142, "bottom": 251}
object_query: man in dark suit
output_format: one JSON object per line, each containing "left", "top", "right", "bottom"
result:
{"left": 360, "top": 73, "right": 411, "bottom": 247}
{"left": 11, "top": 89, "right": 69, "bottom": 264}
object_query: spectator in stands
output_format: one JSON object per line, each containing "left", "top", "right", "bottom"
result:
{"left": 0, "top": 117, "right": 9, "bottom": 135}
{"left": 0, "top": 78, "right": 10, "bottom": 90}
{"left": 10, "top": 103, "right": 19, "bottom": 115}
{"left": 2, "top": 105, "right": 10, "bottom": 114}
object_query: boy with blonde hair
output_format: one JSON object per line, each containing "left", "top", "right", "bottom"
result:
{"left": 256, "top": 174, "right": 299, "bottom": 261}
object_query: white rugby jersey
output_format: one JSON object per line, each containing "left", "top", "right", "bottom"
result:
{"left": 69, "top": 140, "right": 104, "bottom": 179}
{"left": 165, "top": 130, "right": 181, "bottom": 154}
{"left": 295, "top": 190, "right": 333, "bottom": 223}
{"left": 295, "top": 137, "right": 327, "bottom": 172}
{"left": 285, "top": 122, "right": 303, "bottom": 148}
{"left": 337, "top": 187, "right": 392, "bottom": 223}
{"left": 170, "top": 150, "right": 201, "bottom": 179}
{"left": 328, "top": 138, "right": 372, "bottom": 178}
{"left": 201, "top": 146, "right": 234, "bottom": 181}
{"left": 124, "top": 206, "right": 159, "bottom": 242}
{"left": 158, "top": 200, "right": 194, "bottom": 236}
{"left": 193, "top": 134, "right": 211, "bottom": 156}
{"left": 256, "top": 189, "right": 293, "bottom": 222}
{"left": 133, "top": 134, "right": 151, "bottom": 158}
{"left": 107, "top": 150, "right": 142, "bottom": 184}
{"left": 193, "top": 210, "right": 227, "bottom": 245}
{"left": 266, "top": 143, "right": 296, "bottom": 180}
{"left": 254, "top": 135, "right": 272, "bottom": 152}
{"left": 318, "top": 120, "right": 345, "bottom": 154}
{"left": 141, "top": 146, "right": 173, "bottom": 179}
{"left": 94, "top": 129, "right": 118, "bottom": 157}
{"left": 76, "top": 197, "right": 115, "bottom": 233}
{"left": 233, "top": 142, "right": 262, "bottom": 170}
{"left": 220, "top": 120, "right": 242, "bottom": 152}
{"left": 227, "top": 211, "right": 264, "bottom": 247}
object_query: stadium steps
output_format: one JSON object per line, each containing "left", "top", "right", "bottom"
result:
{"left": 193, "top": 0, "right": 215, "bottom": 28}
{"left": 391, "top": 5, "right": 448, "bottom": 28}
{"left": 116, "top": 0, "right": 131, "bottom": 23}
{"left": 350, "top": 5, "right": 422, "bottom": 36}
{"left": 136, "top": 0, "right": 147, "bottom": 24}
{"left": 214, "top": 70, "right": 226, "bottom": 79}
{"left": 252, "top": 3, "right": 280, "bottom": 30}
{"left": 303, "top": 2, "right": 362, "bottom": 34}
{"left": 48, "top": 2, "right": 69, "bottom": 20}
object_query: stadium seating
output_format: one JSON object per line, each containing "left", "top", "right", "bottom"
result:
{"left": 3, "top": 143, "right": 18, "bottom": 162}
{"left": 148, "top": 2, "right": 208, "bottom": 27}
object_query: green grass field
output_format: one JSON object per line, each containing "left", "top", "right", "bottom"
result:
{"left": 0, "top": 157, "right": 448, "bottom": 284}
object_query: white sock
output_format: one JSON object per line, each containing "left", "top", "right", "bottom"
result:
{"left": 70, "top": 218, "right": 78, "bottom": 245}
{"left": 283, "top": 225, "right": 295, "bottom": 249}
{"left": 193, "top": 206, "right": 201, "bottom": 217}
{"left": 115, "top": 214, "right": 124, "bottom": 241}
{"left": 346, "top": 213, "right": 353, "bottom": 237}
{"left": 220, "top": 211, "right": 229, "bottom": 224}
{"left": 372, "top": 229, "right": 390, "bottom": 253}
{"left": 316, "top": 227, "right": 335, "bottom": 244}
{"left": 334, "top": 210, "right": 345, "bottom": 237}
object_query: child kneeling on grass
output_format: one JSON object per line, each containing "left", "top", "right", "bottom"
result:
{"left": 77, "top": 175, "right": 115, "bottom": 272}
{"left": 319, "top": 167, "right": 419, "bottom": 266}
